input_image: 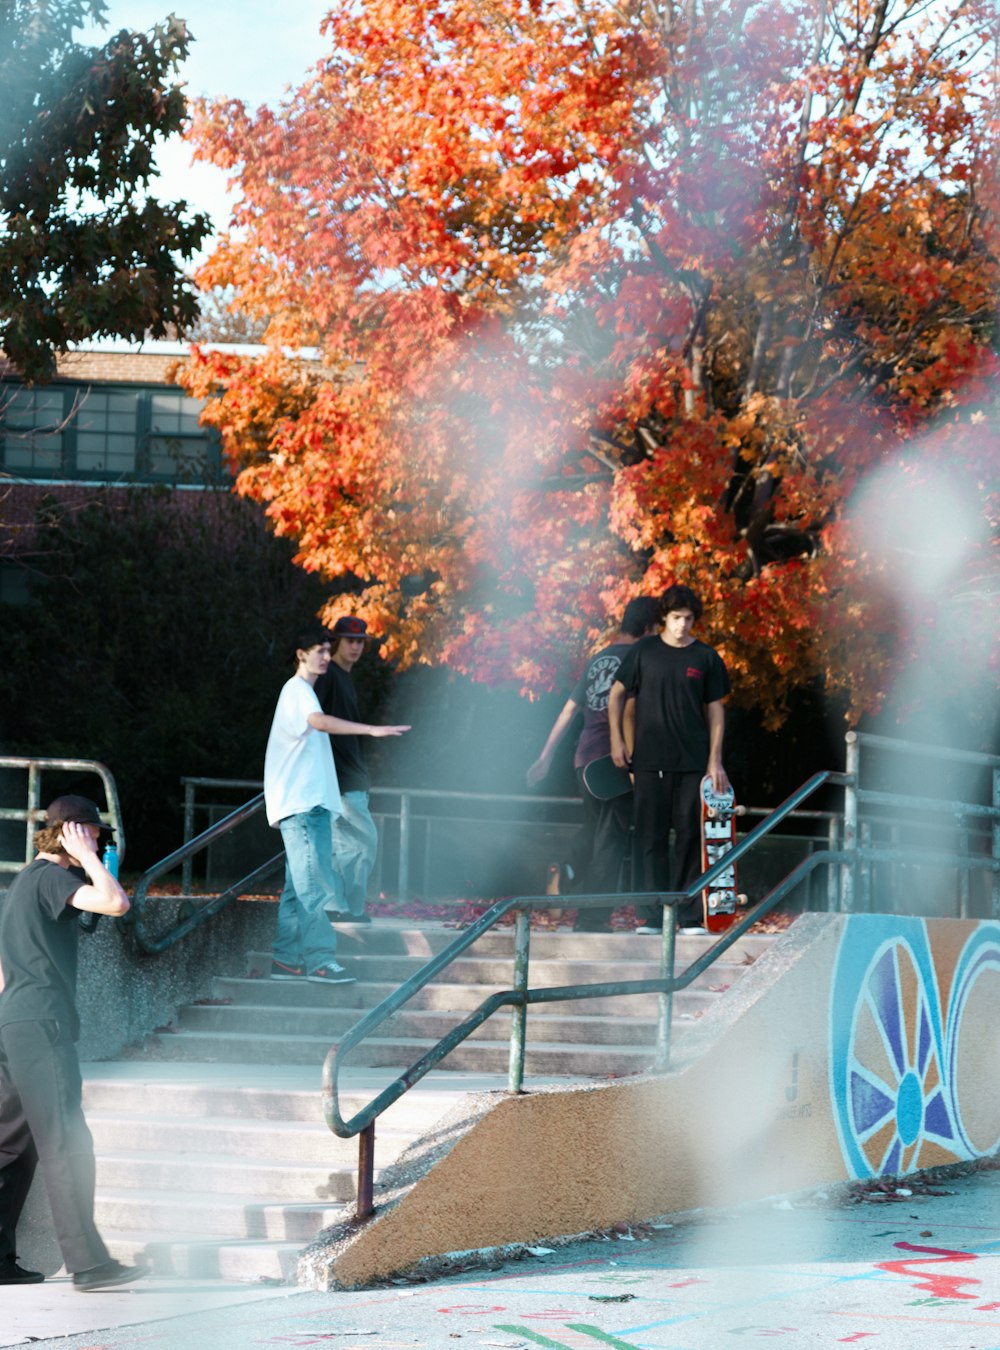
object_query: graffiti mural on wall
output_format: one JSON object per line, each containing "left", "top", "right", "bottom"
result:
{"left": 830, "top": 917, "right": 1000, "bottom": 1178}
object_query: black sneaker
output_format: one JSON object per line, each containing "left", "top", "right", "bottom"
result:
{"left": 308, "top": 962, "right": 355, "bottom": 984}
{"left": 270, "top": 959, "right": 304, "bottom": 980}
{"left": 0, "top": 1255, "right": 43, "bottom": 1284}
{"left": 73, "top": 1258, "right": 148, "bottom": 1292}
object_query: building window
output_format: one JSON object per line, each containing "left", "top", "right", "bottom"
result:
{"left": 1, "top": 387, "right": 66, "bottom": 474}
{"left": 0, "top": 381, "right": 225, "bottom": 486}
{"left": 147, "top": 390, "right": 214, "bottom": 480}
{"left": 76, "top": 389, "right": 141, "bottom": 475}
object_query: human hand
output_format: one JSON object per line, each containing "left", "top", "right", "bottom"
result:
{"left": 60, "top": 821, "right": 100, "bottom": 865}
{"left": 372, "top": 725, "right": 411, "bottom": 738}
{"left": 611, "top": 744, "right": 631, "bottom": 770}
{"left": 526, "top": 758, "right": 547, "bottom": 788}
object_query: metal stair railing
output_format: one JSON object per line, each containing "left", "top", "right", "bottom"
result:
{"left": 0, "top": 756, "right": 124, "bottom": 871}
{"left": 126, "top": 792, "right": 284, "bottom": 955}
{"left": 323, "top": 768, "right": 853, "bottom": 1218}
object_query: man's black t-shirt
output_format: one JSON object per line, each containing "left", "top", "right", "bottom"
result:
{"left": 616, "top": 636, "right": 730, "bottom": 773}
{"left": 0, "top": 858, "right": 84, "bottom": 1039}
{"left": 314, "top": 663, "right": 370, "bottom": 793}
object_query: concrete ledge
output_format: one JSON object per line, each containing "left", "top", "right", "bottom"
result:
{"left": 304, "top": 914, "right": 1000, "bottom": 1287}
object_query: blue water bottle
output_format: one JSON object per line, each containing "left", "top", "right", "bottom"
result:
{"left": 102, "top": 840, "right": 119, "bottom": 878}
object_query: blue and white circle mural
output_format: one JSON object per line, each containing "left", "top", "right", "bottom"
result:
{"left": 829, "top": 917, "right": 1000, "bottom": 1178}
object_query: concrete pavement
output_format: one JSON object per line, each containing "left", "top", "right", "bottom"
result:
{"left": 6, "top": 1163, "right": 1000, "bottom": 1348}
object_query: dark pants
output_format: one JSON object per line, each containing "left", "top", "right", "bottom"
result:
{"left": 632, "top": 769, "right": 704, "bottom": 927}
{"left": 568, "top": 768, "right": 634, "bottom": 930}
{"left": 0, "top": 1021, "right": 109, "bottom": 1273}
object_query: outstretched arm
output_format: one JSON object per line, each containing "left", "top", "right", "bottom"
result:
{"left": 309, "top": 713, "right": 410, "bottom": 738}
{"left": 527, "top": 698, "right": 578, "bottom": 787}
{"left": 706, "top": 700, "right": 730, "bottom": 793}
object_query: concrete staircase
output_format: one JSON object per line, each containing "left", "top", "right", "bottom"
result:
{"left": 149, "top": 922, "right": 775, "bottom": 1074}
{"left": 86, "top": 921, "right": 774, "bottom": 1282}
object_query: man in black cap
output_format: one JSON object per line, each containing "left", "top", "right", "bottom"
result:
{"left": 0, "top": 796, "right": 147, "bottom": 1290}
{"left": 314, "top": 616, "right": 407, "bottom": 922}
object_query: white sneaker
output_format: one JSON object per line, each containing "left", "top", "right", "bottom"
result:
{"left": 679, "top": 925, "right": 708, "bottom": 935}
{"left": 635, "top": 925, "right": 662, "bottom": 935}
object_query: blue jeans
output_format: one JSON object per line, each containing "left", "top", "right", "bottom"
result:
{"left": 331, "top": 791, "right": 379, "bottom": 916}
{"left": 275, "top": 807, "right": 344, "bottom": 968}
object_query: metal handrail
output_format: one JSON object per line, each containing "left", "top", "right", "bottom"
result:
{"left": 322, "top": 770, "right": 853, "bottom": 1215}
{"left": 0, "top": 756, "right": 125, "bottom": 870}
{"left": 127, "top": 792, "right": 281, "bottom": 954}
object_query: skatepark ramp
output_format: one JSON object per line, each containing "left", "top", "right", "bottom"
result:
{"left": 306, "top": 908, "right": 1000, "bottom": 1287}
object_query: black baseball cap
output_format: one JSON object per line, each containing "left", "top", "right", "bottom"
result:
{"left": 45, "top": 795, "right": 112, "bottom": 833}
{"left": 331, "top": 616, "right": 370, "bottom": 639}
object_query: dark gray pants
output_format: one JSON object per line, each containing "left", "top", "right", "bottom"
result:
{"left": 0, "top": 1020, "right": 109, "bottom": 1273}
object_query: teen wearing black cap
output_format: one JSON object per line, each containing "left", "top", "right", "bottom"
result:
{"left": 0, "top": 796, "right": 148, "bottom": 1290}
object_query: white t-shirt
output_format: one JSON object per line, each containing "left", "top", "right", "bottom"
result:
{"left": 263, "top": 676, "right": 342, "bottom": 826}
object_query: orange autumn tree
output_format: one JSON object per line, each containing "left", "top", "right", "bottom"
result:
{"left": 180, "top": 0, "right": 999, "bottom": 725}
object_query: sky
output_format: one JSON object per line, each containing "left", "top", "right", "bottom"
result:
{"left": 79, "top": 1, "right": 335, "bottom": 237}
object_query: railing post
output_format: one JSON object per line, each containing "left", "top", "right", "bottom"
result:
{"left": 398, "top": 792, "right": 411, "bottom": 901}
{"left": 842, "top": 731, "right": 859, "bottom": 913}
{"left": 508, "top": 907, "right": 531, "bottom": 1093}
{"left": 860, "top": 822, "right": 872, "bottom": 913}
{"left": 182, "top": 781, "right": 196, "bottom": 895}
{"left": 827, "top": 816, "right": 839, "bottom": 912}
{"left": 993, "top": 769, "right": 1000, "bottom": 921}
{"left": 25, "top": 761, "right": 40, "bottom": 865}
{"left": 955, "top": 819, "right": 970, "bottom": 919}
{"left": 356, "top": 1120, "right": 376, "bottom": 1220}
{"left": 653, "top": 901, "right": 676, "bottom": 1071}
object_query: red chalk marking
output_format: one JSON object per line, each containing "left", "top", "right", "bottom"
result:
{"left": 978, "top": 1303, "right": 1000, "bottom": 1312}
{"left": 836, "top": 1335, "right": 878, "bottom": 1343}
{"left": 876, "top": 1240, "right": 980, "bottom": 1301}
{"left": 667, "top": 1277, "right": 708, "bottom": 1288}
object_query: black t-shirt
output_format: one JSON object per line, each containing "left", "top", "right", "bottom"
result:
{"left": 314, "top": 663, "right": 370, "bottom": 793}
{"left": 0, "top": 858, "right": 85, "bottom": 1039}
{"left": 570, "top": 641, "right": 630, "bottom": 768}
{"left": 615, "top": 636, "right": 730, "bottom": 773}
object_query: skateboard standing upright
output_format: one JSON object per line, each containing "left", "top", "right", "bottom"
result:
{"left": 700, "top": 776, "right": 744, "bottom": 933}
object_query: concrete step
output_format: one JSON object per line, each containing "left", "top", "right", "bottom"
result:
{"left": 94, "top": 1188, "right": 345, "bottom": 1240}
{"left": 95, "top": 1151, "right": 357, "bottom": 1202}
{"left": 106, "top": 1228, "right": 310, "bottom": 1282}
{"left": 174, "top": 1000, "right": 708, "bottom": 1045}
{"left": 81, "top": 1073, "right": 455, "bottom": 1132}
{"left": 324, "top": 925, "right": 774, "bottom": 963}
{"left": 146, "top": 1028, "right": 658, "bottom": 1075}
{"left": 86, "top": 1111, "right": 405, "bottom": 1165}
{"left": 246, "top": 948, "right": 756, "bottom": 989}
{"left": 215, "top": 964, "right": 748, "bottom": 1009}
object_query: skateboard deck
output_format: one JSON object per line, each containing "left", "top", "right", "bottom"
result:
{"left": 700, "top": 776, "right": 743, "bottom": 933}
{"left": 583, "top": 755, "right": 633, "bottom": 801}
